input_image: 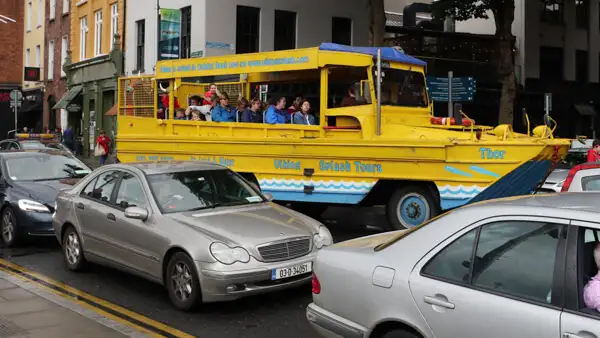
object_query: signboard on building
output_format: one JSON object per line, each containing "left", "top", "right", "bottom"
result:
{"left": 190, "top": 51, "right": 203, "bottom": 58}
{"left": 159, "top": 8, "right": 181, "bottom": 60}
{"left": 24, "top": 67, "right": 41, "bottom": 82}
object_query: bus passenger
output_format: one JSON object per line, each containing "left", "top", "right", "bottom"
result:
{"left": 293, "top": 100, "right": 316, "bottom": 125}
{"left": 266, "top": 97, "right": 290, "bottom": 124}
{"left": 212, "top": 92, "right": 235, "bottom": 122}
{"left": 288, "top": 96, "right": 303, "bottom": 114}
{"left": 203, "top": 83, "right": 220, "bottom": 105}
{"left": 235, "top": 98, "right": 250, "bottom": 122}
{"left": 175, "top": 108, "right": 187, "bottom": 120}
{"left": 340, "top": 87, "right": 357, "bottom": 107}
{"left": 190, "top": 110, "right": 206, "bottom": 121}
{"left": 242, "top": 98, "right": 264, "bottom": 123}
{"left": 185, "top": 95, "right": 202, "bottom": 116}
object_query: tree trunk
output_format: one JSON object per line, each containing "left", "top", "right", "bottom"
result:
{"left": 368, "top": 0, "right": 386, "bottom": 46}
{"left": 493, "top": 0, "right": 516, "bottom": 126}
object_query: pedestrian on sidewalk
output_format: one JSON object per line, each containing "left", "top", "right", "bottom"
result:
{"left": 95, "top": 130, "right": 111, "bottom": 166}
{"left": 587, "top": 140, "right": 600, "bottom": 163}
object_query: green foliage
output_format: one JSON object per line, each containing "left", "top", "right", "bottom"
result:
{"left": 432, "top": 0, "right": 500, "bottom": 21}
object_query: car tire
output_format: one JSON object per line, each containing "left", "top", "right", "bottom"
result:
{"left": 386, "top": 185, "right": 439, "bottom": 230}
{"left": 1, "top": 207, "right": 18, "bottom": 247}
{"left": 62, "top": 227, "right": 87, "bottom": 271}
{"left": 381, "top": 329, "right": 420, "bottom": 338}
{"left": 166, "top": 252, "right": 202, "bottom": 311}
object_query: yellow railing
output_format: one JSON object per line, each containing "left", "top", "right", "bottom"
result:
{"left": 118, "top": 76, "right": 155, "bottom": 118}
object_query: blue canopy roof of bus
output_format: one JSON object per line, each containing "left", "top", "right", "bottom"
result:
{"left": 318, "top": 43, "right": 427, "bottom": 67}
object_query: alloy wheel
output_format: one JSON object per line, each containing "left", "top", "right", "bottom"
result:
{"left": 171, "top": 262, "right": 193, "bottom": 302}
{"left": 65, "top": 232, "right": 81, "bottom": 266}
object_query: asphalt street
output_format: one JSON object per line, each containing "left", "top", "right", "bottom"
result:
{"left": 0, "top": 206, "right": 387, "bottom": 338}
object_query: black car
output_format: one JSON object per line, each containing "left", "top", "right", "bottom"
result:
{"left": 0, "top": 150, "right": 91, "bottom": 247}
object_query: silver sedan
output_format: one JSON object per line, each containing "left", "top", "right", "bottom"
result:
{"left": 307, "top": 193, "right": 600, "bottom": 338}
{"left": 52, "top": 161, "right": 332, "bottom": 310}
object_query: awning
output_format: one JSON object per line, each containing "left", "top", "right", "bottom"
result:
{"left": 53, "top": 85, "right": 83, "bottom": 110}
{"left": 105, "top": 103, "right": 118, "bottom": 116}
{"left": 575, "top": 104, "right": 597, "bottom": 117}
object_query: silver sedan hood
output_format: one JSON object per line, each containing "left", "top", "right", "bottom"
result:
{"left": 166, "top": 202, "right": 317, "bottom": 250}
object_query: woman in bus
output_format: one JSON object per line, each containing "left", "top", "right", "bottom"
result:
{"left": 265, "top": 97, "right": 289, "bottom": 124}
{"left": 234, "top": 97, "right": 250, "bottom": 122}
{"left": 292, "top": 100, "right": 316, "bottom": 125}
{"left": 288, "top": 96, "right": 303, "bottom": 115}
{"left": 212, "top": 92, "right": 236, "bottom": 122}
{"left": 242, "top": 98, "right": 264, "bottom": 123}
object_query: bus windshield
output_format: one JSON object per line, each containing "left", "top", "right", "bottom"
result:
{"left": 379, "top": 69, "right": 428, "bottom": 108}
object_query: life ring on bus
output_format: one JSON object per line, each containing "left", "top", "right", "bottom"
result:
{"left": 430, "top": 117, "right": 475, "bottom": 127}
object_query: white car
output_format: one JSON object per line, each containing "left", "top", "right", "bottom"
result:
{"left": 561, "top": 161, "right": 600, "bottom": 192}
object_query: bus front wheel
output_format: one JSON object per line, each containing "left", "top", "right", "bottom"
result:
{"left": 387, "top": 186, "right": 439, "bottom": 230}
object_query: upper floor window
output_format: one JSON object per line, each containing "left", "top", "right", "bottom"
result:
{"left": 63, "top": 0, "right": 69, "bottom": 14}
{"left": 236, "top": 5, "right": 260, "bottom": 54}
{"left": 94, "top": 10, "right": 102, "bottom": 56}
{"left": 37, "top": 0, "right": 42, "bottom": 27}
{"left": 110, "top": 3, "right": 118, "bottom": 47}
{"left": 136, "top": 19, "right": 145, "bottom": 71}
{"left": 48, "top": 40, "right": 55, "bottom": 80}
{"left": 50, "top": 0, "right": 56, "bottom": 20}
{"left": 35, "top": 45, "right": 40, "bottom": 67}
{"left": 180, "top": 6, "right": 191, "bottom": 58}
{"left": 25, "top": 49, "right": 30, "bottom": 67}
{"left": 274, "top": 10, "right": 296, "bottom": 51}
{"left": 332, "top": 17, "right": 352, "bottom": 45}
{"left": 26, "top": 1, "right": 32, "bottom": 31}
{"left": 539, "top": 46, "right": 563, "bottom": 80}
{"left": 80, "top": 16, "right": 88, "bottom": 60}
{"left": 576, "top": 0, "right": 589, "bottom": 29}
{"left": 576, "top": 49, "right": 589, "bottom": 83}
{"left": 540, "top": 0, "right": 563, "bottom": 25}
{"left": 61, "top": 35, "right": 68, "bottom": 77}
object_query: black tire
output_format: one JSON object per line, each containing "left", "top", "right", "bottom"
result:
{"left": 166, "top": 252, "right": 202, "bottom": 311}
{"left": 386, "top": 185, "right": 439, "bottom": 230}
{"left": 1, "top": 207, "right": 18, "bottom": 247}
{"left": 381, "top": 329, "right": 420, "bottom": 338}
{"left": 62, "top": 227, "right": 87, "bottom": 271}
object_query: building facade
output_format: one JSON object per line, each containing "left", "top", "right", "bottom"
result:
{"left": 55, "top": 0, "right": 124, "bottom": 156}
{"left": 125, "top": 0, "right": 369, "bottom": 75}
{"left": 21, "top": 0, "right": 45, "bottom": 131}
{"left": 0, "top": 0, "right": 25, "bottom": 138}
{"left": 44, "top": 0, "right": 71, "bottom": 131}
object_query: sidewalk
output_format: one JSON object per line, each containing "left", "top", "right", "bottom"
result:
{"left": 0, "top": 277, "right": 127, "bottom": 338}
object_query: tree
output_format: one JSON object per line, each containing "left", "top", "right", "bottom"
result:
{"left": 433, "top": 0, "right": 516, "bottom": 125}
{"left": 367, "top": 0, "right": 386, "bottom": 46}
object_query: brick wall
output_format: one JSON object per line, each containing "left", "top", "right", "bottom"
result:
{"left": 0, "top": 0, "right": 24, "bottom": 86}
{"left": 44, "top": 0, "right": 70, "bottom": 129}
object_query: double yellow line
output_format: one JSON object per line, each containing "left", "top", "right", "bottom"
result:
{"left": 0, "top": 258, "right": 195, "bottom": 338}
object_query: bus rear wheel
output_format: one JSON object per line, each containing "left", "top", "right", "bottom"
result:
{"left": 386, "top": 186, "right": 439, "bottom": 230}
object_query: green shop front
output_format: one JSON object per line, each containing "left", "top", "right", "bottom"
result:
{"left": 54, "top": 43, "right": 123, "bottom": 157}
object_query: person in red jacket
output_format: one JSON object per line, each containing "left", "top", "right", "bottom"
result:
{"left": 587, "top": 140, "right": 600, "bottom": 162}
{"left": 96, "top": 130, "right": 111, "bottom": 166}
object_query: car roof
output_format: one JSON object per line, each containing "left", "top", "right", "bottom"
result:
{"left": 105, "top": 161, "right": 228, "bottom": 175}
{"left": 0, "top": 149, "right": 73, "bottom": 158}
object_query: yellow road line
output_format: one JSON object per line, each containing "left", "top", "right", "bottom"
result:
{"left": 0, "top": 258, "right": 195, "bottom": 338}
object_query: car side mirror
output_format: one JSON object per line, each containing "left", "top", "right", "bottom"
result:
{"left": 264, "top": 193, "right": 274, "bottom": 201}
{"left": 124, "top": 206, "right": 149, "bottom": 221}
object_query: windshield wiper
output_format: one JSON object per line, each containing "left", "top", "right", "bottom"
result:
{"left": 187, "top": 205, "right": 217, "bottom": 212}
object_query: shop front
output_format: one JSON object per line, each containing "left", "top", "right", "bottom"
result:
{"left": 19, "top": 88, "right": 44, "bottom": 132}
{"left": 0, "top": 87, "right": 19, "bottom": 139}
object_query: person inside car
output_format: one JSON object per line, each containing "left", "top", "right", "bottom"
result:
{"left": 584, "top": 243, "right": 600, "bottom": 310}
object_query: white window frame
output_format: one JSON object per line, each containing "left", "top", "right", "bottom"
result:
{"left": 26, "top": 1, "right": 32, "bottom": 31}
{"left": 25, "top": 49, "right": 31, "bottom": 67}
{"left": 61, "top": 35, "right": 68, "bottom": 77}
{"left": 80, "top": 16, "right": 87, "bottom": 60}
{"left": 35, "top": 45, "right": 40, "bottom": 67}
{"left": 63, "top": 0, "right": 69, "bottom": 14}
{"left": 94, "top": 10, "right": 102, "bottom": 56}
{"left": 48, "top": 40, "right": 55, "bottom": 80}
{"left": 110, "top": 3, "right": 118, "bottom": 48}
{"left": 50, "top": 0, "right": 56, "bottom": 20}
{"left": 37, "top": 0, "right": 42, "bottom": 27}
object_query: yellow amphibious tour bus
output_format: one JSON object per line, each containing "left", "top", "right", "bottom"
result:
{"left": 115, "top": 43, "right": 570, "bottom": 229}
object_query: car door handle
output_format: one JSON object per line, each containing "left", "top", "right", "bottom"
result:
{"left": 107, "top": 213, "right": 116, "bottom": 221}
{"left": 423, "top": 295, "right": 455, "bottom": 309}
{"left": 76, "top": 202, "right": 84, "bottom": 210}
{"left": 564, "top": 333, "right": 595, "bottom": 338}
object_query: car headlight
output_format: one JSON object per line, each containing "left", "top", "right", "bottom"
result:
{"left": 18, "top": 199, "right": 50, "bottom": 213}
{"left": 313, "top": 226, "right": 333, "bottom": 249}
{"left": 209, "top": 242, "right": 251, "bottom": 265}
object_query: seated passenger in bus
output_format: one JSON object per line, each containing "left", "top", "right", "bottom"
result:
{"left": 292, "top": 100, "right": 316, "bottom": 125}
{"left": 203, "top": 84, "right": 221, "bottom": 105}
{"left": 288, "top": 96, "right": 303, "bottom": 115}
{"left": 340, "top": 87, "right": 357, "bottom": 107}
{"left": 235, "top": 98, "right": 250, "bottom": 122}
{"left": 190, "top": 110, "right": 206, "bottom": 121}
{"left": 242, "top": 98, "right": 264, "bottom": 123}
{"left": 266, "top": 97, "right": 290, "bottom": 124}
{"left": 175, "top": 108, "right": 187, "bottom": 120}
{"left": 185, "top": 95, "right": 202, "bottom": 116}
{"left": 212, "top": 92, "right": 236, "bottom": 122}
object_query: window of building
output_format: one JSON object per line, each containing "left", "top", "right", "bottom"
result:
{"left": 27, "top": 1, "right": 32, "bottom": 31}
{"left": 274, "top": 10, "right": 296, "bottom": 51}
{"left": 236, "top": 5, "right": 260, "bottom": 54}
{"left": 540, "top": 0, "right": 563, "bottom": 24}
{"left": 61, "top": 35, "right": 68, "bottom": 77}
{"left": 35, "top": 45, "right": 40, "bottom": 67}
{"left": 50, "top": 0, "right": 56, "bottom": 20}
{"left": 576, "top": 0, "right": 589, "bottom": 29}
{"left": 94, "top": 10, "right": 102, "bottom": 56}
{"left": 110, "top": 3, "right": 118, "bottom": 47}
{"left": 37, "top": 0, "right": 42, "bottom": 27}
{"left": 576, "top": 49, "right": 589, "bottom": 82}
{"left": 180, "top": 6, "right": 191, "bottom": 58}
{"left": 539, "top": 46, "right": 563, "bottom": 80}
{"left": 63, "top": 0, "right": 69, "bottom": 14}
{"left": 80, "top": 16, "right": 87, "bottom": 60}
{"left": 332, "top": 17, "right": 352, "bottom": 45}
{"left": 48, "top": 40, "right": 55, "bottom": 80}
{"left": 136, "top": 19, "right": 145, "bottom": 71}
{"left": 25, "top": 49, "right": 30, "bottom": 67}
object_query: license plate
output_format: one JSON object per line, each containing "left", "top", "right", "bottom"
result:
{"left": 271, "top": 262, "right": 312, "bottom": 280}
